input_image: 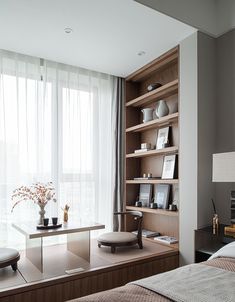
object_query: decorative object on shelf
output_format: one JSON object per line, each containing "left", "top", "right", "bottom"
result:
{"left": 139, "top": 184, "right": 152, "bottom": 207}
{"left": 141, "top": 143, "right": 151, "bottom": 149}
{"left": 141, "top": 108, "right": 153, "bottom": 123}
{"left": 150, "top": 202, "right": 158, "bottom": 209}
{"left": 62, "top": 204, "right": 70, "bottom": 223}
{"left": 147, "top": 82, "right": 162, "bottom": 92}
{"left": 212, "top": 214, "right": 219, "bottom": 235}
{"left": 155, "top": 100, "right": 169, "bottom": 118}
{"left": 169, "top": 204, "right": 177, "bottom": 211}
{"left": 212, "top": 152, "right": 235, "bottom": 234}
{"left": 211, "top": 199, "right": 219, "bottom": 234}
{"left": 135, "top": 201, "right": 142, "bottom": 207}
{"left": 156, "top": 126, "right": 170, "bottom": 150}
{"left": 135, "top": 143, "right": 153, "bottom": 153}
{"left": 11, "top": 182, "right": 56, "bottom": 225}
{"left": 154, "top": 184, "right": 170, "bottom": 209}
{"left": 162, "top": 154, "right": 177, "bottom": 179}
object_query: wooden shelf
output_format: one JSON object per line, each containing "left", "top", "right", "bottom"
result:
{"left": 126, "top": 146, "right": 178, "bottom": 159}
{"left": 126, "top": 206, "right": 178, "bottom": 217}
{"left": 126, "top": 79, "right": 178, "bottom": 108}
{"left": 126, "top": 46, "right": 178, "bottom": 82}
{"left": 126, "top": 112, "right": 179, "bottom": 133}
{"left": 126, "top": 179, "right": 179, "bottom": 184}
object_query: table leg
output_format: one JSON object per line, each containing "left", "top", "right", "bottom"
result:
{"left": 67, "top": 231, "right": 90, "bottom": 262}
{"left": 26, "top": 237, "right": 43, "bottom": 272}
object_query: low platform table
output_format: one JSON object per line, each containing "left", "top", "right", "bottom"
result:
{"left": 12, "top": 221, "right": 105, "bottom": 272}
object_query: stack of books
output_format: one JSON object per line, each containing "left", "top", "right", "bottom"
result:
{"left": 134, "top": 148, "right": 151, "bottom": 153}
{"left": 132, "top": 229, "right": 160, "bottom": 238}
{"left": 154, "top": 236, "right": 178, "bottom": 244}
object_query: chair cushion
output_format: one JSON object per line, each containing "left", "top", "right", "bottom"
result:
{"left": 98, "top": 232, "right": 137, "bottom": 243}
{"left": 0, "top": 248, "right": 20, "bottom": 264}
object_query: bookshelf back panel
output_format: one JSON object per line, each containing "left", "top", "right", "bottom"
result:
{"left": 141, "top": 156, "right": 163, "bottom": 178}
{"left": 139, "top": 62, "right": 178, "bottom": 95}
{"left": 142, "top": 214, "right": 179, "bottom": 238}
{"left": 126, "top": 185, "right": 139, "bottom": 205}
{"left": 125, "top": 81, "right": 140, "bottom": 102}
{"left": 126, "top": 158, "right": 140, "bottom": 179}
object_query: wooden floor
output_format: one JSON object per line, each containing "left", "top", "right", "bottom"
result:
{"left": 0, "top": 239, "right": 179, "bottom": 302}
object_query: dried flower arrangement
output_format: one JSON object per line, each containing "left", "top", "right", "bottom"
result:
{"left": 11, "top": 182, "right": 56, "bottom": 212}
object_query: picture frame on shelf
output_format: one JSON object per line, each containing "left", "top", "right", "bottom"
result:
{"left": 154, "top": 184, "right": 170, "bottom": 209}
{"left": 156, "top": 126, "right": 170, "bottom": 150}
{"left": 161, "top": 154, "right": 177, "bottom": 179}
{"left": 139, "top": 184, "right": 152, "bottom": 207}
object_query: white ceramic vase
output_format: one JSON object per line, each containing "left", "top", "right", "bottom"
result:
{"left": 141, "top": 108, "right": 153, "bottom": 123}
{"left": 155, "top": 100, "right": 169, "bottom": 118}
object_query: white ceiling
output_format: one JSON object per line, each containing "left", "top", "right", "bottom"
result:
{"left": 136, "top": 0, "right": 235, "bottom": 38}
{"left": 0, "top": 0, "right": 196, "bottom": 77}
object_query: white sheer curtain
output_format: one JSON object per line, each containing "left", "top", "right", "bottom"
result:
{"left": 0, "top": 50, "right": 114, "bottom": 249}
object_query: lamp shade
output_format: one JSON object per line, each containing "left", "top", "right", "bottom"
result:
{"left": 213, "top": 152, "right": 235, "bottom": 182}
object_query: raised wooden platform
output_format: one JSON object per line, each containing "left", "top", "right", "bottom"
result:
{"left": 0, "top": 239, "right": 179, "bottom": 302}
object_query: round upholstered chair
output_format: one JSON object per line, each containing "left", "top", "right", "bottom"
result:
{"left": 0, "top": 248, "right": 20, "bottom": 271}
{"left": 97, "top": 211, "right": 143, "bottom": 253}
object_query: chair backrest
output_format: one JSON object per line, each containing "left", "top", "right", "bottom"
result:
{"left": 114, "top": 211, "right": 143, "bottom": 237}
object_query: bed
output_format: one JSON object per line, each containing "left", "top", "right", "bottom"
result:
{"left": 69, "top": 242, "right": 235, "bottom": 302}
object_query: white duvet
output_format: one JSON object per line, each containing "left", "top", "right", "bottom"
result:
{"left": 209, "top": 241, "right": 235, "bottom": 260}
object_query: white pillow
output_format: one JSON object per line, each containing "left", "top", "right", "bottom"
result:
{"left": 209, "top": 241, "right": 235, "bottom": 260}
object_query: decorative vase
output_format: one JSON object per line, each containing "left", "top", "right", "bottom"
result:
{"left": 38, "top": 203, "right": 47, "bottom": 225}
{"left": 141, "top": 108, "right": 153, "bottom": 123}
{"left": 155, "top": 100, "right": 169, "bottom": 118}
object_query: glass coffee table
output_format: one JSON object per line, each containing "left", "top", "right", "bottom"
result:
{"left": 13, "top": 220, "right": 105, "bottom": 272}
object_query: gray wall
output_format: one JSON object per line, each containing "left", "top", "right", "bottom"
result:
{"left": 215, "top": 29, "right": 235, "bottom": 224}
{"left": 197, "top": 32, "right": 216, "bottom": 228}
{"left": 179, "top": 32, "right": 216, "bottom": 264}
{"left": 179, "top": 32, "right": 198, "bottom": 265}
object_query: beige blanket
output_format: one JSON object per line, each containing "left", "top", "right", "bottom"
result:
{"left": 132, "top": 263, "right": 235, "bottom": 302}
{"left": 70, "top": 258, "right": 235, "bottom": 302}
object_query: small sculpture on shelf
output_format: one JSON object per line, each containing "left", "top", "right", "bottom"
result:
{"left": 147, "top": 82, "right": 162, "bottom": 92}
{"left": 62, "top": 204, "right": 70, "bottom": 223}
{"left": 212, "top": 199, "right": 219, "bottom": 234}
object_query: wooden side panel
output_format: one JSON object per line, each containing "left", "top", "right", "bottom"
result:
{"left": 0, "top": 254, "right": 179, "bottom": 302}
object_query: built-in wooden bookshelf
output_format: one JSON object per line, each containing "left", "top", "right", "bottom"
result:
{"left": 125, "top": 46, "right": 179, "bottom": 243}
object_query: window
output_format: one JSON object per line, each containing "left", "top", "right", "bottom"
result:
{"left": 0, "top": 53, "right": 114, "bottom": 249}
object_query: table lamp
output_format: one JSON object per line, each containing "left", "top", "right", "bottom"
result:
{"left": 212, "top": 152, "right": 235, "bottom": 234}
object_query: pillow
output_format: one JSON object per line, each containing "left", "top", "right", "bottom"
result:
{"left": 209, "top": 241, "right": 235, "bottom": 260}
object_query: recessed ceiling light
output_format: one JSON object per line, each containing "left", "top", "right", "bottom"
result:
{"left": 64, "top": 28, "right": 73, "bottom": 34}
{"left": 137, "top": 51, "right": 146, "bottom": 56}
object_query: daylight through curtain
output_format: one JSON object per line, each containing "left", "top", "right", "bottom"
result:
{"left": 0, "top": 50, "right": 116, "bottom": 249}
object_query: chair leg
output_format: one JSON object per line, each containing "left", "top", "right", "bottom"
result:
{"left": 138, "top": 241, "right": 143, "bottom": 249}
{"left": 11, "top": 262, "right": 18, "bottom": 272}
{"left": 111, "top": 246, "right": 116, "bottom": 253}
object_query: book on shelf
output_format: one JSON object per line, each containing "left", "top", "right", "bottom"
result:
{"left": 134, "top": 177, "right": 161, "bottom": 180}
{"left": 154, "top": 236, "right": 178, "bottom": 244}
{"left": 134, "top": 148, "right": 151, "bottom": 153}
{"left": 132, "top": 229, "right": 161, "bottom": 238}
{"left": 139, "top": 184, "right": 152, "bottom": 207}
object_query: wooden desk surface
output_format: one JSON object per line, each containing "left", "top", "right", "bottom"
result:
{"left": 12, "top": 220, "right": 105, "bottom": 239}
